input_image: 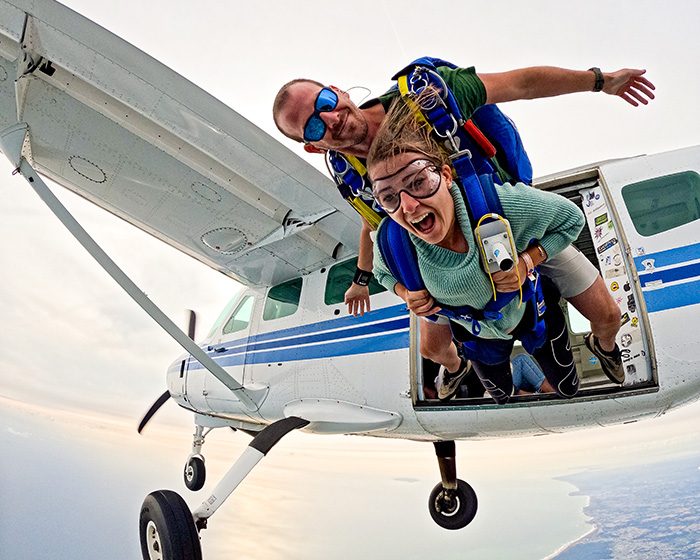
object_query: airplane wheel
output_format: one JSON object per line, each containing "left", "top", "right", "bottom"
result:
{"left": 184, "top": 456, "right": 206, "bottom": 491}
{"left": 139, "top": 490, "right": 202, "bottom": 560}
{"left": 428, "top": 479, "right": 478, "bottom": 530}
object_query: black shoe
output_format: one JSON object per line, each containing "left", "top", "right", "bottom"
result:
{"left": 436, "top": 358, "right": 471, "bottom": 401}
{"left": 584, "top": 333, "right": 624, "bottom": 384}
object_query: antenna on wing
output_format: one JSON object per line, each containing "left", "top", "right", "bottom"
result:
{"left": 138, "top": 310, "right": 197, "bottom": 434}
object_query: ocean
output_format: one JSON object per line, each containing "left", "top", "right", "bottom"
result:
{"left": 0, "top": 396, "right": 599, "bottom": 560}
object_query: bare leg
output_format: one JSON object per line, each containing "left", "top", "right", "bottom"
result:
{"left": 420, "top": 320, "right": 461, "bottom": 373}
{"left": 538, "top": 379, "right": 556, "bottom": 393}
{"left": 566, "top": 276, "right": 621, "bottom": 352}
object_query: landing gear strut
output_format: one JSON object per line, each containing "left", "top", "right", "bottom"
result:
{"left": 183, "top": 424, "right": 209, "bottom": 491}
{"left": 428, "top": 440, "right": 478, "bottom": 530}
{"left": 139, "top": 416, "right": 309, "bottom": 560}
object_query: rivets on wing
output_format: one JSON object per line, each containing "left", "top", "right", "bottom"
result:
{"left": 191, "top": 181, "right": 222, "bottom": 203}
{"left": 201, "top": 227, "right": 247, "bottom": 254}
{"left": 68, "top": 155, "right": 107, "bottom": 183}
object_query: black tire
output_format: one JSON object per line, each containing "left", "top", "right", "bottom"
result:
{"left": 428, "top": 479, "right": 478, "bottom": 530}
{"left": 139, "top": 490, "right": 202, "bottom": 560}
{"left": 183, "top": 456, "right": 206, "bottom": 491}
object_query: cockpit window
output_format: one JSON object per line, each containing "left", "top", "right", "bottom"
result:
{"left": 324, "top": 257, "right": 387, "bottom": 305}
{"left": 206, "top": 291, "right": 243, "bottom": 338}
{"left": 222, "top": 295, "right": 254, "bottom": 335}
{"left": 263, "top": 277, "right": 302, "bottom": 321}
{"left": 622, "top": 171, "right": 700, "bottom": 236}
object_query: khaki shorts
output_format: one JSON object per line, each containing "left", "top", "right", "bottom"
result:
{"left": 538, "top": 245, "right": 599, "bottom": 299}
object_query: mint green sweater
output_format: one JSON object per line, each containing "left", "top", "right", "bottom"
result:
{"left": 373, "top": 182, "right": 585, "bottom": 339}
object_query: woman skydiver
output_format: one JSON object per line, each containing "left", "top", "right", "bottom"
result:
{"left": 367, "top": 94, "right": 584, "bottom": 404}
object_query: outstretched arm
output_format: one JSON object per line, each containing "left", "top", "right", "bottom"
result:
{"left": 480, "top": 67, "right": 655, "bottom": 107}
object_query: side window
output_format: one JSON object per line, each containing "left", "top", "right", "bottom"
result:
{"left": 324, "top": 257, "right": 387, "bottom": 305}
{"left": 206, "top": 292, "right": 242, "bottom": 338}
{"left": 222, "top": 295, "right": 254, "bottom": 335}
{"left": 622, "top": 171, "right": 700, "bottom": 236}
{"left": 263, "top": 277, "right": 302, "bottom": 321}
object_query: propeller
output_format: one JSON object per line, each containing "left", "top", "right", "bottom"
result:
{"left": 138, "top": 309, "right": 197, "bottom": 433}
{"left": 137, "top": 390, "right": 170, "bottom": 433}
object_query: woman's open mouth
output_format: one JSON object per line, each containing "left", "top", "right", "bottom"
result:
{"left": 410, "top": 212, "right": 436, "bottom": 235}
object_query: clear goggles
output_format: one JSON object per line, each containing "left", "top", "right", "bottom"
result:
{"left": 372, "top": 159, "right": 441, "bottom": 213}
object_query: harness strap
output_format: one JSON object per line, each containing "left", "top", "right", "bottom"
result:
{"left": 391, "top": 60, "right": 547, "bottom": 339}
{"left": 347, "top": 197, "right": 382, "bottom": 230}
{"left": 327, "top": 150, "right": 383, "bottom": 230}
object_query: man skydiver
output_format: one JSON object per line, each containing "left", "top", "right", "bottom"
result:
{"left": 272, "top": 64, "right": 655, "bottom": 396}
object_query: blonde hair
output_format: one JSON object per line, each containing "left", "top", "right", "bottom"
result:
{"left": 367, "top": 88, "right": 449, "bottom": 177}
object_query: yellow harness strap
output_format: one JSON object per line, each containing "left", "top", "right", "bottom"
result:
{"left": 345, "top": 154, "right": 367, "bottom": 175}
{"left": 349, "top": 197, "right": 383, "bottom": 230}
{"left": 397, "top": 75, "right": 431, "bottom": 129}
{"left": 339, "top": 155, "right": 382, "bottom": 230}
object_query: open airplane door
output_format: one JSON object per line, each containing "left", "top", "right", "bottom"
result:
{"left": 599, "top": 146, "right": 700, "bottom": 400}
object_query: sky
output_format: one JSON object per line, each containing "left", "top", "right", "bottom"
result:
{"left": 1, "top": 0, "right": 699, "bottom": 418}
{"left": 0, "top": 1, "right": 699, "bottom": 558}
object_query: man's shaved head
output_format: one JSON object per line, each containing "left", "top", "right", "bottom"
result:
{"left": 273, "top": 78, "right": 324, "bottom": 141}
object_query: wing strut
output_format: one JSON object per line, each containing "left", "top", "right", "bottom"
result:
{"left": 0, "top": 123, "right": 259, "bottom": 411}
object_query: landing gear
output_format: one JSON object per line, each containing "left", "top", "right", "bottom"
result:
{"left": 429, "top": 440, "right": 478, "bottom": 530}
{"left": 183, "top": 424, "right": 210, "bottom": 492}
{"left": 184, "top": 456, "right": 206, "bottom": 491}
{"left": 140, "top": 417, "right": 309, "bottom": 559}
{"left": 139, "top": 490, "right": 202, "bottom": 560}
{"left": 428, "top": 479, "right": 478, "bottom": 530}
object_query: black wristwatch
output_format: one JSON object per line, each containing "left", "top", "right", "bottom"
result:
{"left": 353, "top": 267, "right": 373, "bottom": 286}
{"left": 588, "top": 67, "right": 604, "bottom": 92}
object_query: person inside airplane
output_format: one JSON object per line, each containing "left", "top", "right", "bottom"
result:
{"left": 365, "top": 92, "right": 584, "bottom": 404}
{"left": 273, "top": 62, "right": 655, "bottom": 398}
{"left": 425, "top": 353, "right": 554, "bottom": 399}
{"left": 510, "top": 354, "right": 556, "bottom": 395}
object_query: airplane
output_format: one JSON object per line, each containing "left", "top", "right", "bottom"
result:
{"left": 1, "top": 1, "right": 699, "bottom": 559}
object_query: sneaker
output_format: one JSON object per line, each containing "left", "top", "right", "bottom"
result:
{"left": 584, "top": 333, "right": 624, "bottom": 384}
{"left": 436, "top": 358, "right": 472, "bottom": 401}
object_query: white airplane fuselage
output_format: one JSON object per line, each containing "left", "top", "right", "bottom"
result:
{"left": 166, "top": 145, "right": 700, "bottom": 442}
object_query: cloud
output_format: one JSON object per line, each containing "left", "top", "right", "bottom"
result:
{"left": 6, "top": 426, "right": 31, "bottom": 438}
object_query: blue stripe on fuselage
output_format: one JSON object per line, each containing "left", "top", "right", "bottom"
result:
{"left": 188, "top": 304, "right": 411, "bottom": 369}
{"left": 634, "top": 243, "right": 700, "bottom": 312}
{"left": 217, "top": 317, "right": 410, "bottom": 356}
{"left": 209, "top": 303, "right": 409, "bottom": 352}
{"left": 638, "top": 261, "right": 700, "bottom": 287}
{"left": 634, "top": 242, "right": 700, "bottom": 270}
{"left": 189, "top": 329, "right": 410, "bottom": 369}
{"left": 640, "top": 278, "right": 700, "bottom": 313}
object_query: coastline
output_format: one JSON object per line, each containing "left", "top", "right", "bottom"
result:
{"left": 542, "top": 482, "right": 597, "bottom": 559}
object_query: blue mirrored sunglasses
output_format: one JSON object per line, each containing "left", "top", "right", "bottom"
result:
{"left": 303, "top": 87, "right": 339, "bottom": 143}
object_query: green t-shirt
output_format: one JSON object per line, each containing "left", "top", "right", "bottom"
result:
{"left": 375, "top": 66, "right": 487, "bottom": 119}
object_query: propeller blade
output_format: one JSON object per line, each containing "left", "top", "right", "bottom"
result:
{"left": 137, "top": 390, "right": 171, "bottom": 433}
{"left": 138, "top": 309, "right": 196, "bottom": 434}
{"left": 186, "top": 309, "right": 197, "bottom": 340}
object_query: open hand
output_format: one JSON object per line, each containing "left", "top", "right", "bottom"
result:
{"left": 344, "top": 283, "right": 370, "bottom": 316}
{"left": 604, "top": 69, "right": 655, "bottom": 107}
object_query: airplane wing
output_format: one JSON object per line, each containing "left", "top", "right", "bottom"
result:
{"left": 0, "top": 0, "right": 361, "bottom": 287}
